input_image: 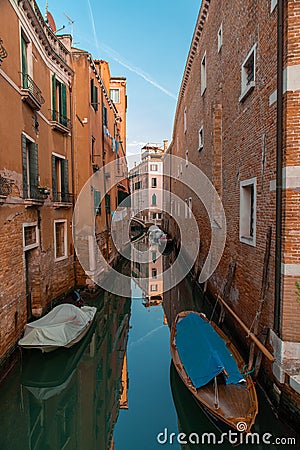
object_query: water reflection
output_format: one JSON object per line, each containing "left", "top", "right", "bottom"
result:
{"left": 0, "top": 293, "right": 131, "bottom": 450}
{"left": 0, "top": 243, "right": 298, "bottom": 450}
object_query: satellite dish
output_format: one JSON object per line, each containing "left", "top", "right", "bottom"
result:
{"left": 46, "top": 11, "right": 56, "bottom": 33}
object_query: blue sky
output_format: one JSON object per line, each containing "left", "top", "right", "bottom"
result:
{"left": 37, "top": 1, "right": 201, "bottom": 166}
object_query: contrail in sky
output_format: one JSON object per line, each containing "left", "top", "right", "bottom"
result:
{"left": 130, "top": 325, "right": 165, "bottom": 348}
{"left": 86, "top": 0, "right": 177, "bottom": 100}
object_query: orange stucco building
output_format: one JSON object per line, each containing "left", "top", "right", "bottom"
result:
{"left": 0, "top": 0, "right": 129, "bottom": 365}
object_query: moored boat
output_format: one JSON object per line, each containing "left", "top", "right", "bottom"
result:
{"left": 170, "top": 311, "right": 258, "bottom": 433}
{"left": 18, "top": 303, "right": 97, "bottom": 352}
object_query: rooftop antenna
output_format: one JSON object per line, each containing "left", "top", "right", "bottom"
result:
{"left": 45, "top": 0, "right": 48, "bottom": 21}
{"left": 64, "top": 12, "right": 75, "bottom": 38}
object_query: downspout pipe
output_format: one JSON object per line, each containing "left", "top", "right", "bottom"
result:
{"left": 69, "top": 81, "right": 77, "bottom": 285}
{"left": 274, "top": 0, "right": 284, "bottom": 335}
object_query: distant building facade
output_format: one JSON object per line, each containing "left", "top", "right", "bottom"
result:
{"left": 164, "top": 0, "right": 300, "bottom": 424}
{"left": 129, "top": 142, "right": 167, "bottom": 226}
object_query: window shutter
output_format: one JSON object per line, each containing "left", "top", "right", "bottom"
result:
{"left": 21, "top": 35, "right": 28, "bottom": 88}
{"left": 91, "top": 79, "right": 94, "bottom": 106}
{"left": 29, "top": 142, "right": 38, "bottom": 199}
{"left": 52, "top": 154, "right": 57, "bottom": 201}
{"left": 61, "top": 159, "right": 69, "bottom": 202}
{"left": 22, "top": 133, "right": 28, "bottom": 199}
{"left": 52, "top": 74, "right": 56, "bottom": 121}
{"left": 61, "top": 83, "right": 67, "bottom": 126}
{"left": 94, "top": 190, "right": 101, "bottom": 215}
{"left": 105, "top": 193, "right": 111, "bottom": 214}
{"left": 93, "top": 85, "right": 98, "bottom": 111}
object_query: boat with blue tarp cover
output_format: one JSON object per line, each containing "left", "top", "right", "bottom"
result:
{"left": 170, "top": 311, "right": 258, "bottom": 433}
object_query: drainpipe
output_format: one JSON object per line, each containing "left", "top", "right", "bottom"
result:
{"left": 70, "top": 81, "right": 77, "bottom": 285}
{"left": 274, "top": 0, "right": 284, "bottom": 336}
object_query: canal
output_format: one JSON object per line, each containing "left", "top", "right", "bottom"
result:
{"left": 0, "top": 242, "right": 298, "bottom": 449}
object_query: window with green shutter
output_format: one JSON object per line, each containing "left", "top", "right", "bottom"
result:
{"left": 21, "top": 133, "right": 39, "bottom": 199}
{"left": 91, "top": 79, "right": 98, "bottom": 111}
{"left": 52, "top": 74, "right": 68, "bottom": 127}
{"left": 21, "top": 34, "right": 28, "bottom": 88}
{"left": 94, "top": 189, "right": 101, "bottom": 215}
{"left": 102, "top": 105, "right": 108, "bottom": 127}
{"left": 52, "top": 154, "right": 69, "bottom": 203}
{"left": 105, "top": 193, "right": 111, "bottom": 214}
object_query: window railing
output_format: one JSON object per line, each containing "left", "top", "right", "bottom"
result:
{"left": 51, "top": 110, "right": 71, "bottom": 129}
{"left": 21, "top": 73, "right": 45, "bottom": 106}
{"left": 0, "top": 176, "right": 12, "bottom": 197}
{"left": 53, "top": 192, "right": 73, "bottom": 203}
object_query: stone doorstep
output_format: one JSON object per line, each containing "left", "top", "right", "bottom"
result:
{"left": 269, "top": 329, "right": 300, "bottom": 395}
{"left": 289, "top": 375, "right": 300, "bottom": 396}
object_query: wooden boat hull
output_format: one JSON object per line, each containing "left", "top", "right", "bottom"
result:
{"left": 170, "top": 311, "right": 258, "bottom": 433}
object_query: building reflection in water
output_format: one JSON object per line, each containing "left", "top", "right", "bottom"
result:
{"left": 0, "top": 292, "right": 131, "bottom": 450}
{"left": 131, "top": 236, "right": 165, "bottom": 314}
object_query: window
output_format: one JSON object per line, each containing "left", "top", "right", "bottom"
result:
{"left": 135, "top": 181, "right": 141, "bottom": 190}
{"left": 218, "top": 24, "right": 223, "bottom": 52}
{"left": 150, "top": 284, "right": 158, "bottom": 292}
{"left": 52, "top": 74, "right": 68, "bottom": 126}
{"left": 239, "top": 44, "right": 257, "bottom": 102}
{"left": 151, "top": 178, "right": 157, "bottom": 188}
{"left": 201, "top": 52, "right": 206, "bottom": 95}
{"left": 240, "top": 178, "right": 256, "bottom": 246}
{"left": 152, "top": 268, "right": 157, "bottom": 279}
{"left": 54, "top": 220, "right": 67, "bottom": 260}
{"left": 188, "top": 197, "right": 192, "bottom": 219}
{"left": 152, "top": 194, "right": 157, "bottom": 206}
{"left": 150, "top": 164, "right": 158, "bottom": 171}
{"left": 52, "top": 154, "right": 69, "bottom": 202}
{"left": 21, "top": 133, "right": 38, "bottom": 199}
{"left": 152, "top": 213, "right": 157, "bottom": 220}
{"left": 94, "top": 189, "right": 101, "bottom": 215}
{"left": 91, "top": 79, "right": 98, "bottom": 111}
{"left": 152, "top": 251, "right": 157, "bottom": 262}
{"left": 23, "top": 223, "right": 39, "bottom": 251}
{"left": 185, "top": 199, "right": 188, "bottom": 219}
{"left": 103, "top": 105, "right": 108, "bottom": 127}
{"left": 185, "top": 149, "right": 189, "bottom": 167}
{"left": 110, "top": 88, "right": 120, "bottom": 103}
{"left": 91, "top": 137, "right": 96, "bottom": 164}
{"left": 105, "top": 193, "right": 111, "bottom": 214}
{"left": 184, "top": 107, "right": 187, "bottom": 133}
{"left": 21, "top": 32, "right": 31, "bottom": 88}
{"left": 198, "top": 127, "right": 204, "bottom": 151}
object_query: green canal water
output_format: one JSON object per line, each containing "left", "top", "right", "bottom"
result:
{"left": 0, "top": 248, "right": 298, "bottom": 450}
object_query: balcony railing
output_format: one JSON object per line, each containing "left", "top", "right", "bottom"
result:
{"left": 51, "top": 110, "right": 71, "bottom": 132}
{"left": 21, "top": 73, "right": 45, "bottom": 110}
{"left": 0, "top": 176, "right": 12, "bottom": 198}
{"left": 53, "top": 192, "right": 73, "bottom": 204}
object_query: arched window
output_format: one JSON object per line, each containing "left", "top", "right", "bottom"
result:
{"left": 152, "top": 194, "right": 157, "bottom": 206}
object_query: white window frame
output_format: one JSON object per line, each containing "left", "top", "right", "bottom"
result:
{"left": 150, "top": 164, "right": 158, "bottom": 171}
{"left": 218, "top": 23, "right": 223, "bottom": 53}
{"left": 198, "top": 126, "right": 204, "bottom": 151}
{"left": 201, "top": 52, "right": 206, "bottom": 95}
{"left": 184, "top": 107, "right": 187, "bottom": 133}
{"left": 239, "top": 44, "right": 257, "bottom": 102}
{"left": 110, "top": 88, "right": 120, "bottom": 103}
{"left": 150, "top": 284, "right": 158, "bottom": 292}
{"left": 54, "top": 219, "right": 68, "bottom": 261}
{"left": 270, "top": 0, "right": 277, "bottom": 13}
{"left": 23, "top": 222, "right": 39, "bottom": 251}
{"left": 239, "top": 177, "right": 257, "bottom": 247}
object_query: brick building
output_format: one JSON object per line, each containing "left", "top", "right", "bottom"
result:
{"left": 0, "top": 0, "right": 129, "bottom": 365}
{"left": 164, "top": 0, "right": 300, "bottom": 422}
